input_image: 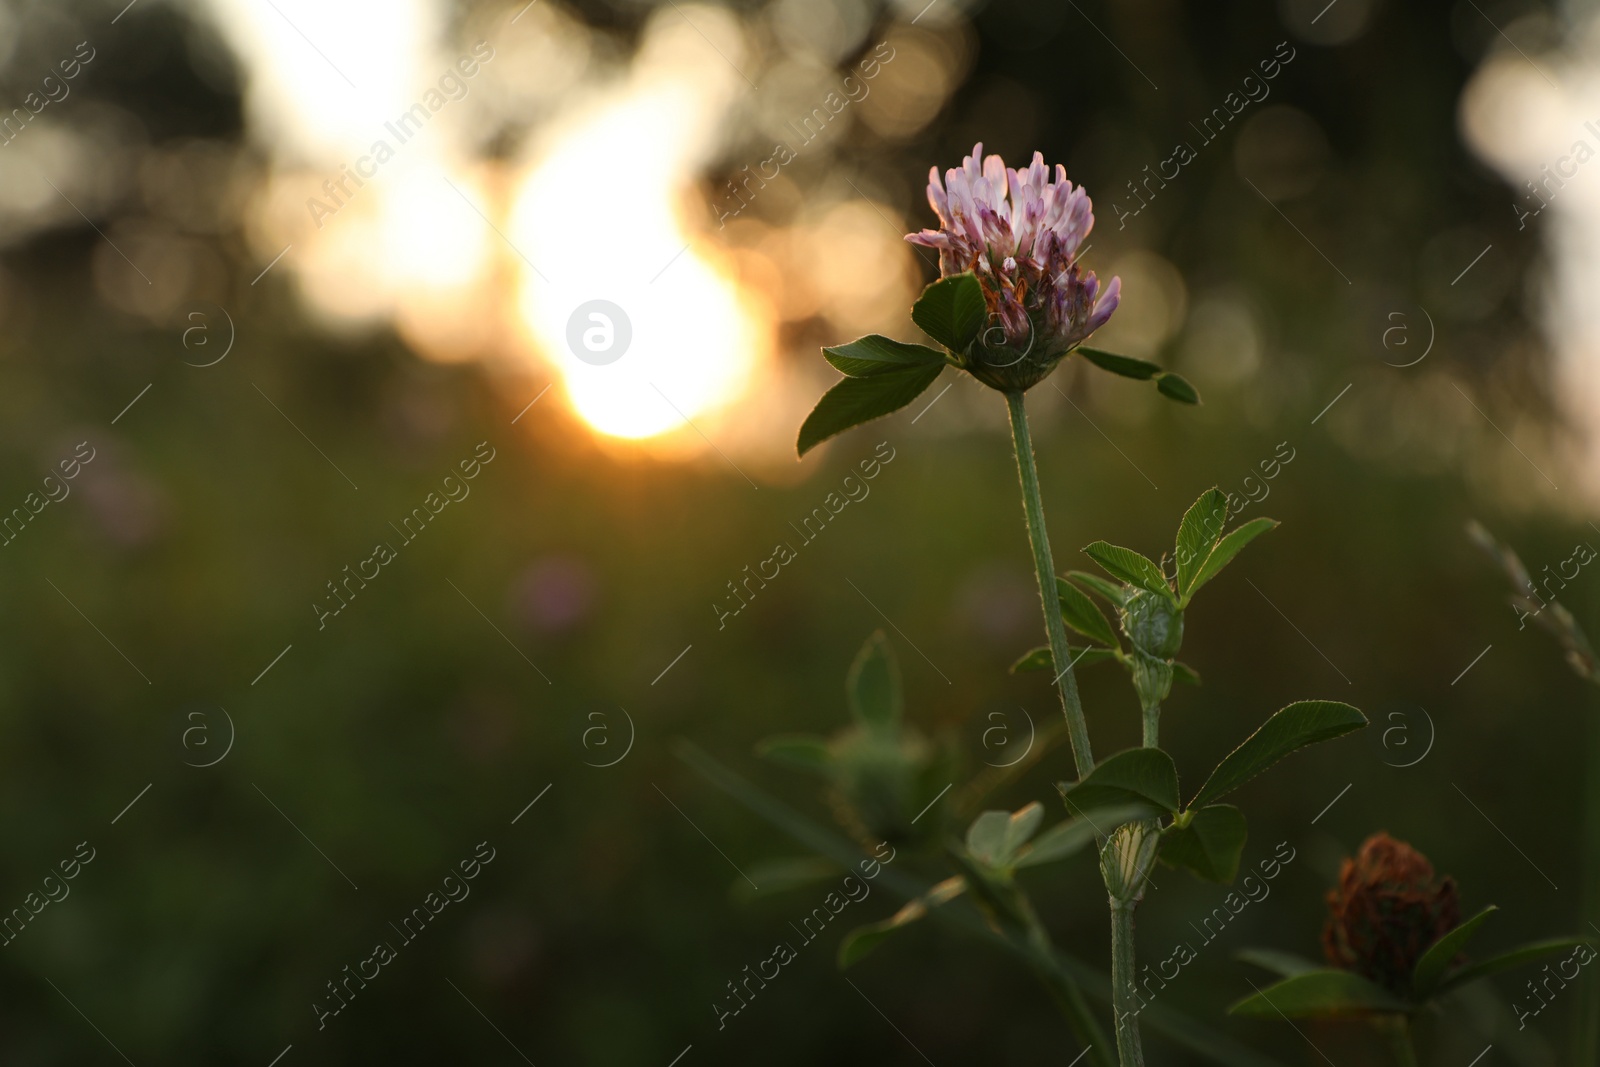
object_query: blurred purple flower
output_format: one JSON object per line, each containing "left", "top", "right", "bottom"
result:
{"left": 77, "top": 444, "right": 166, "bottom": 550}
{"left": 511, "top": 556, "right": 595, "bottom": 635}
{"left": 907, "top": 143, "right": 1120, "bottom": 388}
{"left": 951, "top": 563, "right": 1036, "bottom": 648}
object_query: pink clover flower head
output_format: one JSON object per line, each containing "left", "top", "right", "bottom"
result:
{"left": 907, "top": 143, "right": 1121, "bottom": 390}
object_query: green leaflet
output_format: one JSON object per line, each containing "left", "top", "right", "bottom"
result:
{"left": 1016, "top": 806, "right": 1146, "bottom": 869}
{"left": 1157, "top": 372, "right": 1201, "bottom": 404}
{"left": 755, "top": 734, "right": 832, "bottom": 773}
{"left": 1009, "top": 645, "right": 1120, "bottom": 674}
{"left": 1082, "top": 542, "right": 1173, "bottom": 600}
{"left": 1077, "top": 346, "right": 1162, "bottom": 380}
{"left": 1066, "top": 569, "right": 1130, "bottom": 608}
{"left": 1175, "top": 489, "right": 1228, "bottom": 598}
{"left": 1235, "top": 948, "right": 1322, "bottom": 979}
{"left": 1059, "top": 747, "right": 1180, "bottom": 814}
{"left": 837, "top": 875, "right": 968, "bottom": 968}
{"left": 1160, "top": 804, "right": 1247, "bottom": 883}
{"left": 911, "top": 272, "right": 986, "bottom": 353}
{"left": 1057, "top": 576, "right": 1121, "bottom": 648}
{"left": 846, "top": 631, "right": 902, "bottom": 730}
{"left": 797, "top": 361, "right": 944, "bottom": 456}
{"left": 1182, "top": 518, "right": 1278, "bottom": 605}
{"left": 1436, "top": 936, "right": 1595, "bottom": 995}
{"left": 1228, "top": 970, "right": 1406, "bottom": 1019}
{"left": 965, "top": 802, "right": 1044, "bottom": 868}
{"left": 823, "top": 334, "right": 949, "bottom": 377}
{"left": 1074, "top": 347, "right": 1202, "bottom": 403}
{"left": 734, "top": 856, "right": 842, "bottom": 901}
{"left": 1189, "top": 701, "right": 1367, "bottom": 809}
{"left": 1411, "top": 904, "right": 1496, "bottom": 996}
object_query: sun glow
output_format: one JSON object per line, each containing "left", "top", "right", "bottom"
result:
{"left": 509, "top": 15, "right": 769, "bottom": 442}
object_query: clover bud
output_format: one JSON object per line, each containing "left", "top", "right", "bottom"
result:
{"left": 1322, "top": 832, "right": 1461, "bottom": 996}
{"left": 1120, "top": 588, "right": 1184, "bottom": 660}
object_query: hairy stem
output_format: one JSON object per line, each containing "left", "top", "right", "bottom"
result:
{"left": 1109, "top": 903, "right": 1146, "bottom": 1067}
{"left": 1140, "top": 696, "right": 1160, "bottom": 748}
{"left": 1128, "top": 654, "right": 1171, "bottom": 750}
{"left": 1022, "top": 918, "right": 1118, "bottom": 1067}
{"left": 1005, "top": 390, "right": 1094, "bottom": 780}
{"left": 1008, "top": 389, "right": 1148, "bottom": 1065}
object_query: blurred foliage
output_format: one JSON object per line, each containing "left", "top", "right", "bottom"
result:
{"left": 0, "top": 0, "right": 1590, "bottom": 1065}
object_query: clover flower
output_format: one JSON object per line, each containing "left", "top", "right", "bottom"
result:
{"left": 799, "top": 142, "right": 1193, "bottom": 457}
{"left": 906, "top": 143, "right": 1120, "bottom": 390}
{"left": 1322, "top": 832, "right": 1461, "bottom": 996}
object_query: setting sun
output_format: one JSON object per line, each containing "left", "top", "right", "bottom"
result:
{"left": 509, "top": 16, "right": 768, "bottom": 442}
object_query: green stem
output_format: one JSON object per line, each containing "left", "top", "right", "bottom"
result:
{"left": 1377, "top": 1016, "right": 1419, "bottom": 1067}
{"left": 1005, "top": 390, "right": 1094, "bottom": 780}
{"left": 1022, "top": 918, "right": 1118, "bottom": 1067}
{"left": 1139, "top": 696, "right": 1160, "bottom": 748}
{"left": 1110, "top": 903, "right": 1146, "bottom": 1067}
{"left": 1008, "top": 389, "right": 1136, "bottom": 1064}
{"left": 1128, "top": 654, "right": 1171, "bottom": 750}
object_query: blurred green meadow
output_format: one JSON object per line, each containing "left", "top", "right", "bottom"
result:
{"left": 0, "top": 0, "right": 1591, "bottom": 1063}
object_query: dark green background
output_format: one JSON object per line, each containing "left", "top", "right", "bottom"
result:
{"left": 0, "top": 0, "right": 1586, "bottom": 1063}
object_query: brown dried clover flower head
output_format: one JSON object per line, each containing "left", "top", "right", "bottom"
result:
{"left": 1322, "top": 832, "right": 1460, "bottom": 995}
